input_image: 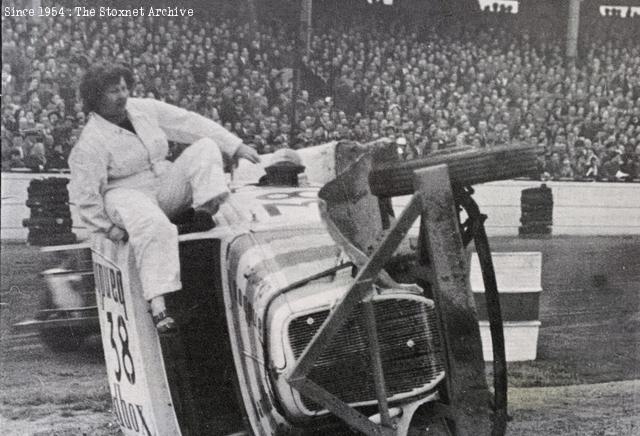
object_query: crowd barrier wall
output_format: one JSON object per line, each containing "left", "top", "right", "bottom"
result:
{"left": 471, "top": 180, "right": 640, "bottom": 236}
{"left": 2, "top": 167, "right": 639, "bottom": 241}
{"left": 470, "top": 252, "right": 543, "bottom": 362}
{"left": 2, "top": 171, "right": 87, "bottom": 242}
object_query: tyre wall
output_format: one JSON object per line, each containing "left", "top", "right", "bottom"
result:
{"left": 1, "top": 172, "right": 87, "bottom": 242}
{"left": 2, "top": 171, "right": 639, "bottom": 241}
{"left": 469, "top": 180, "right": 640, "bottom": 236}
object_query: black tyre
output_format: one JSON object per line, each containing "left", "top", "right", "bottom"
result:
{"left": 521, "top": 190, "right": 552, "bottom": 198}
{"left": 27, "top": 188, "right": 70, "bottom": 197}
{"left": 28, "top": 228, "right": 74, "bottom": 237}
{"left": 26, "top": 198, "right": 69, "bottom": 208}
{"left": 520, "top": 218, "right": 553, "bottom": 226}
{"left": 27, "top": 224, "right": 73, "bottom": 233}
{"left": 521, "top": 198, "right": 553, "bottom": 207}
{"left": 29, "top": 178, "right": 69, "bottom": 188}
{"left": 521, "top": 203, "right": 554, "bottom": 211}
{"left": 520, "top": 219, "right": 553, "bottom": 226}
{"left": 27, "top": 193, "right": 69, "bottom": 201}
{"left": 521, "top": 207, "right": 553, "bottom": 215}
{"left": 27, "top": 229, "right": 74, "bottom": 238}
{"left": 520, "top": 211, "right": 553, "bottom": 220}
{"left": 369, "top": 144, "right": 538, "bottom": 197}
{"left": 521, "top": 203, "right": 553, "bottom": 210}
{"left": 23, "top": 217, "right": 73, "bottom": 227}
{"left": 521, "top": 186, "right": 553, "bottom": 208}
{"left": 27, "top": 193, "right": 69, "bottom": 202}
{"left": 521, "top": 209, "right": 552, "bottom": 215}
{"left": 29, "top": 209, "right": 72, "bottom": 219}
{"left": 28, "top": 232, "right": 77, "bottom": 246}
{"left": 521, "top": 196, "right": 553, "bottom": 204}
{"left": 521, "top": 185, "right": 551, "bottom": 195}
{"left": 28, "top": 204, "right": 71, "bottom": 213}
{"left": 519, "top": 225, "right": 552, "bottom": 234}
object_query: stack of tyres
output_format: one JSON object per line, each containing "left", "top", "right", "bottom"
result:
{"left": 519, "top": 184, "right": 553, "bottom": 237}
{"left": 23, "top": 178, "right": 77, "bottom": 246}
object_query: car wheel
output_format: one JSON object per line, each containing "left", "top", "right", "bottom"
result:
{"left": 37, "top": 282, "right": 87, "bottom": 352}
{"left": 369, "top": 145, "right": 538, "bottom": 198}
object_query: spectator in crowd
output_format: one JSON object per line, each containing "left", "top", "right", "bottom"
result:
{"left": 46, "top": 143, "right": 68, "bottom": 170}
{"left": 1, "top": 2, "right": 638, "bottom": 182}
{"left": 24, "top": 139, "right": 46, "bottom": 171}
{"left": 2, "top": 148, "right": 25, "bottom": 170}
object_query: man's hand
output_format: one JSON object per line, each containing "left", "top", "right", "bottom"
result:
{"left": 234, "top": 144, "right": 261, "bottom": 164}
{"left": 107, "top": 225, "right": 128, "bottom": 242}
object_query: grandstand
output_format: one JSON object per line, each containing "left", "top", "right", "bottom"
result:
{"left": 1, "top": 0, "right": 639, "bottom": 181}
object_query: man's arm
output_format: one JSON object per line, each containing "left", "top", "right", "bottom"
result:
{"left": 68, "top": 146, "right": 113, "bottom": 234}
{"left": 142, "top": 99, "right": 259, "bottom": 164}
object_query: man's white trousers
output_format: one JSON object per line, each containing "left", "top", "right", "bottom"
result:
{"left": 103, "top": 138, "right": 227, "bottom": 301}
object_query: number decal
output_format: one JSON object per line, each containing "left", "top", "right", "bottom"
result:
{"left": 255, "top": 191, "right": 318, "bottom": 201}
{"left": 107, "top": 311, "right": 122, "bottom": 382}
{"left": 255, "top": 190, "right": 319, "bottom": 216}
{"left": 118, "top": 315, "right": 136, "bottom": 384}
{"left": 106, "top": 311, "right": 136, "bottom": 385}
{"left": 263, "top": 201, "right": 317, "bottom": 216}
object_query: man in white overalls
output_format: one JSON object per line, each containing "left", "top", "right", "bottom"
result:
{"left": 68, "top": 63, "right": 260, "bottom": 332}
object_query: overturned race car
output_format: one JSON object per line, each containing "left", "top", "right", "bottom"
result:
{"left": 30, "top": 141, "right": 539, "bottom": 435}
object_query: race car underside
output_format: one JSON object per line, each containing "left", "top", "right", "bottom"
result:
{"left": 157, "top": 165, "right": 510, "bottom": 435}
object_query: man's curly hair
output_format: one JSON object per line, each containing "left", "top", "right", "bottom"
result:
{"left": 79, "top": 63, "right": 134, "bottom": 114}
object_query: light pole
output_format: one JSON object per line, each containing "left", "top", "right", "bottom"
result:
{"left": 566, "top": 0, "right": 581, "bottom": 60}
{"left": 290, "top": 0, "right": 313, "bottom": 147}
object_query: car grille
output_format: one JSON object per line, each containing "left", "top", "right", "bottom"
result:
{"left": 287, "top": 298, "right": 445, "bottom": 412}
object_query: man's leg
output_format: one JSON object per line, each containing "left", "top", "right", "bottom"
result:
{"left": 157, "top": 138, "right": 229, "bottom": 218}
{"left": 104, "top": 188, "right": 181, "bottom": 304}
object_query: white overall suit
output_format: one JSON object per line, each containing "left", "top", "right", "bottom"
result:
{"left": 68, "top": 98, "right": 242, "bottom": 300}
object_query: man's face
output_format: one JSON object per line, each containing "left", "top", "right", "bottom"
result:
{"left": 98, "top": 77, "right": 129, "bottom": 121}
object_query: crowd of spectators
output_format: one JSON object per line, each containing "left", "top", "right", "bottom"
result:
{"left": 1, "top": 1, "right": 639, "bottom": 181}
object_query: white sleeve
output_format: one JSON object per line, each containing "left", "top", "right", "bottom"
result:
{"left": 145, "top": 99, "right": 242, "bottom": 161}
{"left": 68, "top": 146, "right": 112, "bottom": 234}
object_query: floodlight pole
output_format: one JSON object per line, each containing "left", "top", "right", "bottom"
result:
{"left": 301, "top": 0, "right": 312, "bottom": 56}
{"left": 246, "top": 0, "right": 258, "bottom": 35}
{"left": 290, "top": 0, "right": 312, "bottom": 147}
{"left": 566, "top": 0, "right": 581, "bottom": 60}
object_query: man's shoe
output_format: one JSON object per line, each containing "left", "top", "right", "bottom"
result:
{"left": 152, "top": 310, "right": 177, "bottom": 334}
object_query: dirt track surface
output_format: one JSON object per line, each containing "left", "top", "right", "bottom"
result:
{"left": 0, "top": 334, "right": 114, "bottom": 436}
{"left": 1, "top": 238, "right": 639, "bottom": 435}
{"left": 508, "top": 381, "right": 639, "bottom": 435}
{"left": 1, "top": 334, "right": 637, "bottom": 436}
{"left": 0, "top": 410, "right": 117, "bottom": 436}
